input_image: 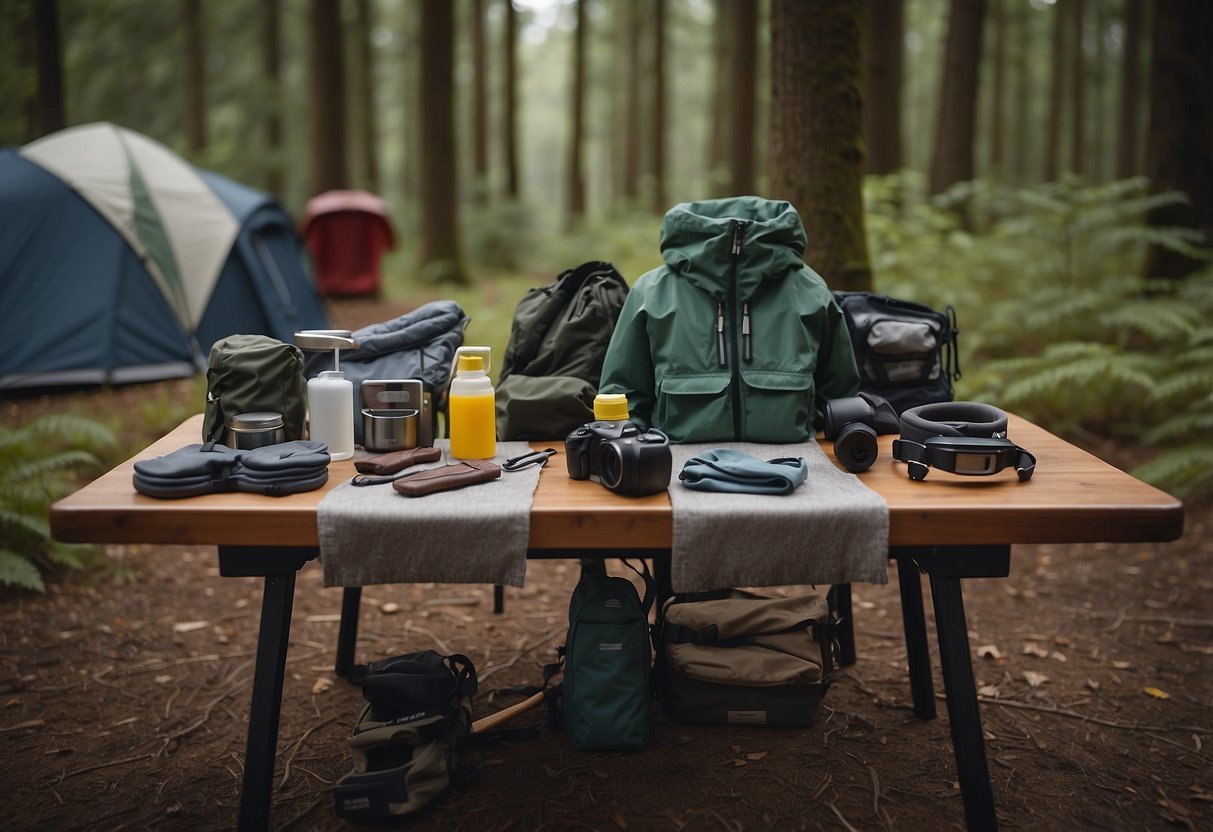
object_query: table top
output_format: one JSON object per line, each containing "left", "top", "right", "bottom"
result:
{"left": 50, "top": 413, "right": 1184, "bottom": 551}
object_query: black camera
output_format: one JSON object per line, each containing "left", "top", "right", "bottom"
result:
{"left": 821, "top": 393, "right": 900, "bottom": 473}
{"left": 565, "top": 419, "right": 672, "bottom": 497}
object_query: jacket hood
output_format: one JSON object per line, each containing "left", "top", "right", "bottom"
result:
{"left": 659, "top": 196, "right": 807, "bottom": 296}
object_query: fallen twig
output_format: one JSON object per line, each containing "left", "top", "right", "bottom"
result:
{"left": 156, "top": 677, "right": 251, "bottom": 756}
{"left": 828, "top": 802, "right": 860, "bottom": 832}
{"left": 281, "top": 716, "right": 337, "bottom": 788}
{"left": 960, "top": 693, "right": 1205, "bottom": 753}
{"left": 478, "top": 624, "right": 565, "bottom": 685}
{"left": 57, "top": 752, "right": 155, "bottom": 781}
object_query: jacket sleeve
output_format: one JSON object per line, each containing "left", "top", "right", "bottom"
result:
{"left": 598, "top": 288, "right": 656, "bottom": 429}
{"left": 812, "top": 296, "right": 861, "bottom": 422}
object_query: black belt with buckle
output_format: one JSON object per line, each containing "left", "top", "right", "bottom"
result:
{"left": 891, "top": 402, "right": 1036, "bottom": 482}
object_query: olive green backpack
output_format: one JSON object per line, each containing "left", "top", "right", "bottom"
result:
{"left": 495, "top": 262, "right": 629, "bottom": 440}
{"left": 202, "top": 334, "right": 308, "bottom": 443}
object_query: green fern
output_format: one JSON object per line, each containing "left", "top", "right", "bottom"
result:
{"left": 867, "top": 175, "right": 1213, "bottom": 500}
{"left": 0, "top": 415, "right": 117, "bottom": 591}
{"left": 1133, "top": 444, "right": 1213, "bottom": 500}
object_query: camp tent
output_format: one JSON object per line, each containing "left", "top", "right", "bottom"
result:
{"left": 301, "top": 190, "right": 396, "bottom": 297}
{"left": 0, "top": 122, "right": 329, "bottom": 390}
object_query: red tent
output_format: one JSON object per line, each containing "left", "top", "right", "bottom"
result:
{"left": 301, "top": 190, "right": 396, "bottom": 296}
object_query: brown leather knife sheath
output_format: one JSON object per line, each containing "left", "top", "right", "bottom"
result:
{"left": 354, "top": 446, "right": 443, "bottom": 476}
{"left": 392, "top": 459, "right": 502, "bottom": 497}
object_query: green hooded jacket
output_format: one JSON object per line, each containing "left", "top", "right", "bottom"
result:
{"left": 599, "top": 197, "right": 860, "bottom": 443}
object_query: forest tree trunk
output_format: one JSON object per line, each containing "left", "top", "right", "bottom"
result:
{"left": 354, "top": 0, "right": 379, "bottom": 193}
{"left": 503, "top": 0, "right": 519, "bottom": 200}
{"left": 708, "top": 0, "right": 731, "bottom": 195}
{"left": 987, "top": 0, "right": 1005, "bottom": 179}
{"left": 769, "top": 0, "right": 871, "bottom": 292}
{"left": 31, "top": 0, "right": 65, "bottom": 138}
{"left": 622, "top": 0, "right": 642, "bottom": 203}
{"left": 567, "top": 0, "right": 587, "bottom": 222}
{"left": 471, "top": 0, "right": 489, "bottom": 203}
{"left": 1070, "top": 0, "right": 1085, "bottom": 177}
{"left": 419, "top": 0, "right": 468, "bottom": 284}
{"left": 308, "top": 0, "right": 347, "bottom": 194}
{"left": 182, "top": 0, "right": 207, "bottom": 155}
{"left": 1117, "top": 0, "right": 1142, "bottom": 179}
{"left": 1045, "top": 0, "right": 1065, "bottom": 181}
{"left": 261, "top": 0, "right": 284, "bottom": 196}
{"left": 651, "top": 0, "right": 667, "bottom": 212}
{"left": 862, "top": 0, "right": 904, "bottom": 175}
{"left": 1143, "top": 0, "right": 1213, "bottom": 279}
{"left": 728, "top": 0, "right": 758, "bottom": 195}
{"left": 928, "top": 0, "right": 986, "bottom": 199}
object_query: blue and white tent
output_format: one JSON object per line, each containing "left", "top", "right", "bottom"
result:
{"left": 0, "top": 122, "right": 329, "bottom": 390}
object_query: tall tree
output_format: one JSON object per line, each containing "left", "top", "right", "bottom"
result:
{"left": 181, "top": 0, "right": 207, "bottom": 154}
{"left": 471, "top": 0, "right": 489, "bottom": 202}
{"left": 1044, "top": 0, "right": 1065, "bottom": 181}
{"left": 1117, "top": 0, "right": 1142, "bottom": 179}
{"left": 567, "top": 0, "right": 587, "bottom": 221}
{"left": 353, "top": 0, "right": 380, "bottom": 193}
{"left": 261, "top": 0, "right": 284, "bottom": 196}
{"left": 1143, "top": 0, "right": 1213, "bottom": 279}
{"left": 650, "top": 0, "right": 667, "bottom": 212}
{"left": 30, "top": 0, "right": 65, "bottom": 138}
{"left": 308, "top": 0, "right": 348, "bottom": 194}
{"left": 419, "top": 0, "right": 468, "bottom": 284}
{"left": 1070, "top": 0, "right": 1085, "bottom": 177}
{"left": 986, "top": 0, "right": 1005, "bottom": 178}
{"left": 707, "top": 0, "right": 731, "bottom": 193}
{"left": 928, "top": 0, "right": 987, "bottom": 197}
{"left": 621, "top": 0, "right": 642, "bottom": 202}
{"left": 503, "top": 0, "right": 519, "bottom": 200}
{"left": 861, "top": 0, "right": 904, "bottom": 175}
{"left": 1010, "top": 1, "right": 1031, "bottom": 185}
{"left": 728, "top": 0, "right": 758, "bottom": 195}
{"left": 769, "top": 0, "right": 871, "bottom": 292}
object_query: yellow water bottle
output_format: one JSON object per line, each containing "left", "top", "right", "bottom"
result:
{"left": 449, "top": 347, "right": 496, "bottom": 459}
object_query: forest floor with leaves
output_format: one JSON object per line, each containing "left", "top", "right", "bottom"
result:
{"left": 2, "top": 298, "right": 1211, "bottom": 831}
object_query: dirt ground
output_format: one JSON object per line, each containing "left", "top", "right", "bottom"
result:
{"left": 1, "top": 299, "right": 1210, "bottom": 831}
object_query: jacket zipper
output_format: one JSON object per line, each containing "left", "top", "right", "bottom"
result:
{"left": 741, "top": 297, "right": 752, "bottom": 362}
{"left": 716, "top": 301, "right": 727, "bottom": 367}
{"left": 729, "top": 220, "right": 748, "bottom": 438}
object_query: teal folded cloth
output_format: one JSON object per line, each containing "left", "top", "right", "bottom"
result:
{"left": 678, "top": 448, "right": 808, "bottom": 495}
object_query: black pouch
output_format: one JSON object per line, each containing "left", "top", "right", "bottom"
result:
{"left": 833, "top": 291, "right": 960, "bottom": 415}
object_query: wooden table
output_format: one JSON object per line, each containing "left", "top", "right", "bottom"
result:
{"left": 51, "top": 414, "right": 1184, "bottom": 831}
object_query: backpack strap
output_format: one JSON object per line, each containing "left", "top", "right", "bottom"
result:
{"left": 618, "top": 558, "right": 655, "bottom": 617}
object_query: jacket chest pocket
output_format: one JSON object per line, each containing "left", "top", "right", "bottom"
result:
{"left": 655, "top": 373, "right": 732, "bottom": 442}
{"left": 739, "top": 369, "right": 815, "bottom": 442}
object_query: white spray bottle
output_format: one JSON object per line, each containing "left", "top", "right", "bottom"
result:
{"left": 295, "top": 330, "right": 358, "bottom": 461}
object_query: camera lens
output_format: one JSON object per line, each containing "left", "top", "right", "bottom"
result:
{"left": 598, "top": 443, "right": 624, "bottom": 491}
{"left": 835, "top": 422, "right": 878, "bottom": 473}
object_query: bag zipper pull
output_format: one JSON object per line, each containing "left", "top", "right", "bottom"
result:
{"left": 741, "top": 298, "right": 752, "bottom": 362}
{"left": 716, "top": 300, "right": 727, "bottom": 367}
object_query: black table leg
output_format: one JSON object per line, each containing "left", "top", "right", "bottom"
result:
{"left": 828, "top": 584, "right": 857, "bottom": 666}
{"left": 895, "top": 557, "right": 936, "bottom": 719}
{"left": 930, "top": 573, "right": 997, "bottom": 831}
{"left": 218, "top": 546, "right": 315, "bottom": 832}
{"left": 335, "top": 586, "right": 363, "bottom": 677}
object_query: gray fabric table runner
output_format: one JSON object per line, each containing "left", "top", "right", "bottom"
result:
{"left": 318, "top": 441, "right": 542, "bottom": 588}
{"left": 668, "top": 442, "right": 889, "bottom": 593}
